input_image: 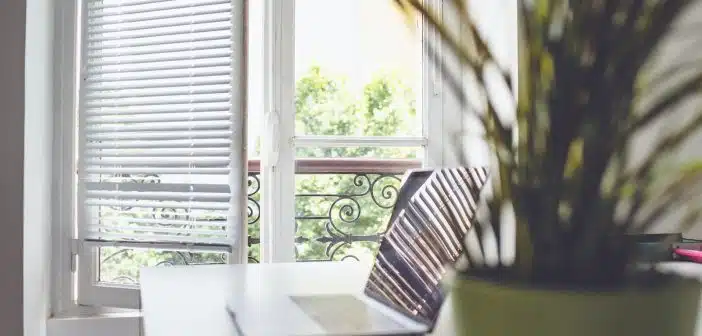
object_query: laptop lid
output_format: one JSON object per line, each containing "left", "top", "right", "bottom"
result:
{"left": 363, "top": 167, "right": 489, "bottom": 329}
{"left": 386, "top": 169, "right": 434, "bottom": 226}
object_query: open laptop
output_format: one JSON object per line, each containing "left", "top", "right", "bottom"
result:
{"left": 227, "top": 167, "right": 488, "bottom": 335}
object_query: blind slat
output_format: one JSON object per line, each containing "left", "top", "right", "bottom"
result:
{"left": 89, "top": 21, "right": 231, "bottom": 42}
{"left": 85, "top": 66, "right": 232, "bottom": 83}
{"left": 85, "top": 182, "right": 228, "bottom": 193}
{"left": 82, "top": 233, "right": 232, "bottom": 246}
{"left": 86, "top": 190, "right": 230, "bottom": 202}
{"left": 86, "top": 76, "right": 231, "bottom": 92}
{"left": 83, "top": 167, "right": 230, "bottom": 175}
{"left": 88, "top": 225, "right": 229, "bottom": 237}
{"left": 87, "top": 48, "right": 231, "bottom": 67}
{"left": 86, "top": 58, "right": 231, "bottom": 76}
{"left": 87, "top": 0, "right": 172, "bottom": 11}
{"left": 85, "top": 130, "right": 232, "bottom": 141}
{"left": 85, "top": 198, "right": 230, "bottom": 210}
{"left": 96, "top": 216, "right": 227, "bottom": 228}
{"left": 86, "top": 111, "right": 231, "bottom": 124}
{"left": 86, "top": 139, "right": 231, "bottom": 149}
{"left": 84, "top": 156, "right": 230, "bottom": 167}
{"left": 87, "top": 0, "right": 230, "bottom": 18}
{"left": 85, "top": 102, "right": 231, "bottom": 116}
{"left": 85, "top": 148, "right": 232, "bottom": 157}
{"left": 87, "top": 30, "right": 231, "bottom": 50}
{"left": 85, "top": 120, "right": 231, "bottom": 133}
{"left": 89, "top": 11, "right": 231, "bottom": 34}
{"left": 87, "top": 39, "right": 230, "bottom": 58}
{"left": 86, "top": 84, "right": 231, "bottom": 100}
{"left": 84, "top": 93, "right": 231, "bottom": 108}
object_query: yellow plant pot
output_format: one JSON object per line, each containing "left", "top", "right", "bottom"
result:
{"left": 452, "top": 276, "right": 701, "bottom": 336}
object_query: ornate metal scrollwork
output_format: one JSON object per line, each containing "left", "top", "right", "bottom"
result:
{"left": 370, "top": 175, "right": 401, "bottom": 209}
{"left": 295, "top": 173, "right": 402, "bottom": 261}
{"left": 246, "top": 173, "right": 261, "bottom": 262}
{"left": 247, "top": 174, "right": 261, "bottom": 225}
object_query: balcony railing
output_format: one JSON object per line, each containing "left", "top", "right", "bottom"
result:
{"left": 247, "top": 158, "right": 421, "bottom": 262}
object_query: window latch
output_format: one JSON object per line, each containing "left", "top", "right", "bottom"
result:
{"left": 70, "top": 239, "right": 81, "bottom": 273}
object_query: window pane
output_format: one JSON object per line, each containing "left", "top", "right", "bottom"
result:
{"left": 247, "top": 170, "right": 261, "bottom": 263}
{"left": 246, "top": 1, "right": 265, "bottom": 263}
{"left": 98, "top": 247, "right": 227, "bottom": 285}
{"left": 293, "top": 147, "right": 421, "bottom": 262}
{"left": 246, "top": 1, "right": 263, "bottom": 262}
{"left": 295, "top": 173, "right": 404, "bottom": 262}
{"left": 248, "top": 0, "right": 263, "bottom": 158}
{"left": 294, "top": 0, "right": 421, "bottom": 137}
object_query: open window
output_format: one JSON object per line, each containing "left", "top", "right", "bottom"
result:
{"left": 257, "top": 0, "right": 442, "bottom": 263}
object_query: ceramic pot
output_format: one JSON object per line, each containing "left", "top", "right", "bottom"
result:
{"left": 452, "top": 275, "right": 701, "bottom": 336}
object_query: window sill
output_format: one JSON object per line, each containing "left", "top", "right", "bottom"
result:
{"left": 48, "top": 310, "right": 141, "bottom": 336}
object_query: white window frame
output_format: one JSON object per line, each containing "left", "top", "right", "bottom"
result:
{"left": 52, "top": 0, "right": 80, "bottom": 315}
{"left": 52, "top": 0, "right": 452, "bottom": 312}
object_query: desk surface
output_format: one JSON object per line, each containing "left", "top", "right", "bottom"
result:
{"left": 140, "top": 261, "right": 702, "bottom": 336}
{"left": 140, "top": 262, "right": 455, "bottom": 336}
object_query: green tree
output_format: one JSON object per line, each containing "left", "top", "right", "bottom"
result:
{"left": 292, "top": 66, "right": 418, "bottom": 261}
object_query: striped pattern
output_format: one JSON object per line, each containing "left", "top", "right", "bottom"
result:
{"left": 364, "top": 167, "right": 488, "bottom": 324}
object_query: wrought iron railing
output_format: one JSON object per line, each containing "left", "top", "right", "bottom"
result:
{"left": 247, "top": 158, "right": 421, "bottom": 262}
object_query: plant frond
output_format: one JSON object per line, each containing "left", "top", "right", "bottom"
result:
{"left": 629, "top": 71, "right": 702, "bottom": 133}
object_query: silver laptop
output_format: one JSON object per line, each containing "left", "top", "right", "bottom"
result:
{"left": 227, "top": 167, "right": 488, "bottom": 335}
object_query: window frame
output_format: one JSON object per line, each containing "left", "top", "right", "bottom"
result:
{"left": 53, "top": 0, "right": 449, "bottom": 311}
{"left": 52, "top": 0, "right": 80, "bottom": 315}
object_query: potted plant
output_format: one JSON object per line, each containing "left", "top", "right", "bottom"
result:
{"left": 395, "top": 1, "right": 702, "bottom": 335}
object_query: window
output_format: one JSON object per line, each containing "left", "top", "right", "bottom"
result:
{"left": 71, "top": 0, "right": 247, "bottom": 308}
{"left": 256, "top": 0, "right": 443, "bottom": 264}
{"left": 292, "top": 0, "right": 425, "bottom": 263}
{"left": 58, "top": 0, "right": 449, "bottom": 310}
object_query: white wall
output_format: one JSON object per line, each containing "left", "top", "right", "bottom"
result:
{"left": 0, "top": 0, "right": 26, "bottom": 335}
{"left": 639, "top": 1, "right": 702, "bottom": 237}
{"left": 25, "top": 0, "right": 55, "bottom": 334}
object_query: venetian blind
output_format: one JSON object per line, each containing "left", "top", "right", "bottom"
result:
{"left": 78, "top": 0, "right": 246, "bottom": 251}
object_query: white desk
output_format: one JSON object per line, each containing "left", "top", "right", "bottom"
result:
{"left": 140, "top": 261, "right": 702, "bottom": 336}
{"left": 140, "top": 262, "right": 455, "bottom": 336}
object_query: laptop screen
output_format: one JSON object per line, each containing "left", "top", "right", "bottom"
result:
{"left": 363, "top": 167, "right": 488, "bottom": 326}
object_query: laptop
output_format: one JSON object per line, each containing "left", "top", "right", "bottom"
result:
{"left": 227, "top": 167, "right": 488, "bottom": 335}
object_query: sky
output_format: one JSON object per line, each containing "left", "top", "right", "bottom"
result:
{"left": 294, "top": 0, "right": 420, "bottom": 90}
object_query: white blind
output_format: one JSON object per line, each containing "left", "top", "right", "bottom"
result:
{"left": 78, "top": 0, "right": 245, "bottom": 251}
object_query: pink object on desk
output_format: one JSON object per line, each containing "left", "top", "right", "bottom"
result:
{"left": 673, "top": 248, "right": 702, "bottom": 263}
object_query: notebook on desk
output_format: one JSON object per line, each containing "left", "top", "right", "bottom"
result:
{"left": 226, "top": 167, "right": 488, "bottom": 335}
